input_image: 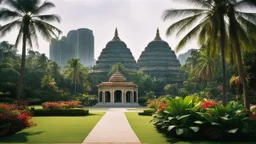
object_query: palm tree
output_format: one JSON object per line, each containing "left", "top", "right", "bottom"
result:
{"left": 65, "top": 58, "right": 88, "bottom": 94}
{"left": 226, "top": 0, "right": 256, "bottom": 108}
{"left": 0, "top": 0, "right": 61, "bottom": 102}
{"left": 193, "top": 51, "right": 218, "bottom": 82}
{"left": 163, "top": 0, "right": 228, "bottom": 105}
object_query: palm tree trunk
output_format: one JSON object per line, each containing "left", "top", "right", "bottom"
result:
{"left": 228, "top": 10, "right": 249, "bottom": 108}
{"left": 220, "top": 15, "right": 227, "bottom": 106}
{"left": 16, "top": 27, "right": 28, "bottom": 104}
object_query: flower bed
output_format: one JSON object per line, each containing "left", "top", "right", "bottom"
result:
{"left": 149, "top": 96, "right": 256, "bottom": 142}
{"left": 42, "top": 100, "right": 83, "bottom": 110}
{"left": 0, "top": 103, "right": 36, "bottom": 137}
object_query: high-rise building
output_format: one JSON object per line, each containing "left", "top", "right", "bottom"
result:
{"left": 77, "top": 28, "right": 94, "bottom": 67}
{"left": 49, "top": 28, "right": 95, "bottom": 67}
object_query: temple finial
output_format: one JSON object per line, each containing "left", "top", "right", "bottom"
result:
{"left": 154, "top": 28, "right": 162, "bottom": 40}
{"left": 113, "top": 28, "right": 120, "bottom": 40}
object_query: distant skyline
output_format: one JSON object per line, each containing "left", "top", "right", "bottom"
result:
{"left": 0, "top": 0, "right": 198, "bottom": 60}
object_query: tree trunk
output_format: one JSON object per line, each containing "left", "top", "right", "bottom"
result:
{"left": 74, "top": 77, "right": 77, "bottom": 94}
{"left": 220, "top": 15, "right": 227, "bottom": 106}
{"left": 228, "top": 8, "right": 249, "bottom": 108}
{"left": 16, "top": 27, "right": 28, "bottom": 104}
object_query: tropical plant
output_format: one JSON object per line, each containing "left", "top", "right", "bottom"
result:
{"left": 64, "top": 58, "right": 88, "bottom": 93}
{"left": 163, "top": 0, "right": 256, "bottom": 108}
{"left": 0, "top": 0, "right": 61, "bottom": 103}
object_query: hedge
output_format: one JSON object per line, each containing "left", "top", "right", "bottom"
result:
{"left": 138, "top": 109, "right": 156, "bottom": 116}
{"left": 32, "top": 109, "right": 89, "bottom": 116}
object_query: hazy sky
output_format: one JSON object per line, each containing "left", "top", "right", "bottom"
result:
{"left": 0, "top": 0, "right": 198, "bottom": 60}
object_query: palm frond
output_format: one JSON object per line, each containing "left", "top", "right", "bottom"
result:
{"left": 176, "top": 14, "right": 208, "bottom": 36}
{"left": 0, "top": 8, "right": 21, "bottom": 21}
{"left": 28, "top": 23, "right": 39, "bottom": 48}
{"left": 166, "top": 13, "right": 206, "bottom": 36}
{"left": 33, "top": 14, "right": 61, "bottom": 23}
{"left": 162, "top": 9, "right": 208, "bottom": 21}
{"left": 14, "top": 27, "right": 22, "bottom": 47}
{"left": 175, "top": 19, "right": 209, "bottom": 52}
{"left": 32, "top": 1, "right": 55, "bottom": 15}
{"left": 4, "top": 0, "right": 25, "bottom": 13}
{"left": 236, "top": 12, "right": 256, "bottom": 25}
{"left": 234, "top": 0, "right": 256, "bottom": 10}
{"left": 0, "top": 20, "right": 21, "bottom": 37}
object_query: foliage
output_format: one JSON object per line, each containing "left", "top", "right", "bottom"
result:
{"left": 0, "top": 103, "right": 36, "bottom": 137}
{"left": 79, "top": 94, "right": 98, "bottom": 106}
{"left": 32, "top": 109, "right": 89, "bottom": 116}
{"left": 150, "top": 96, "right": 256, "bottom": 141}
{"left": 41, "top": 101, "right": 82, "bottom": 110}
{"left": 138, "top": 109, "right": 156, "bottom": 116}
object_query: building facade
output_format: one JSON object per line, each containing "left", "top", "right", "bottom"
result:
{"left": 49, "top": 28, "right": 95, "bottom": 67}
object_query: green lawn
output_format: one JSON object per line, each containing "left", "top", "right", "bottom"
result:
{"left": 125, "top": 113, "right": 252, "bottom": 144}
{"left": 0, "top": 113, "right": 105, "bottom": 143}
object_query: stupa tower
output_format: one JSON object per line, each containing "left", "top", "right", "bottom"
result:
{"left": 137, "top": 28, "right": 183, "bottom": 84}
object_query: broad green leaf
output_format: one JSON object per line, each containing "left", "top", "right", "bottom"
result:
{"left": 168, "top": 117, "right": 175, "bottom": 121}
{"left": 190, "top": 126, "right": 199, "bottom": 132}
{"left": 227, "top": 128, "right": 239, "bottom": 134}
{"left": 194, "top": 121, "right": 204, "bottom": 124}
{"left": 177, "top": 114, "right": 190, "bottom": 120}
{"left": 168, "top": 125, "right": 176, "bottom": 131}
{"left": 211, "top": 122, "right": 220, "bottom": 126}
{"left": 176, "top": 128, "right": 184, "bottom": 135}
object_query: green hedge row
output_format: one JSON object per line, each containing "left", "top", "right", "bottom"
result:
{"left": 138, "top": 109, "right": 156, "bottom": 116}
{"left": 32, "top": 109, "right": 89, "bottom": 116}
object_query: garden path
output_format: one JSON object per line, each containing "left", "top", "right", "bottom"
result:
{"left": 82, "top": 108, "right": 141, "bottom": 144}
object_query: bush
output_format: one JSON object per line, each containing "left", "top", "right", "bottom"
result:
{"left": 32, "top": 109, "right": 89, "bottom": 116}
{"left": 138, "top": 109, "right": 156, "bottom": 116}
{"left": 75, "top": 94, "right": 98, "bottom": 106}
{"left": 42, "top": 101, "right": 82, "bottom": 110}
{"left": 151, "top": 96, "right": 256, "bottom": 142}
{"left": 0, "top": 104, "right": 36, "bottom": 137}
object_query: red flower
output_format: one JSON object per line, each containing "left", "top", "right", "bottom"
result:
{"left": 249, "top": 114, "right": 256, "bottom": 119}
{"left": 158, "top": 103, "right": 168, "bottom": 112}
{"left": 201, "top": 101, "right": 217, "bottom": 109}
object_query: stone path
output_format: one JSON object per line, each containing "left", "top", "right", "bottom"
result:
{"left": 82, "top": 108, "right": 141, "bottom": 144}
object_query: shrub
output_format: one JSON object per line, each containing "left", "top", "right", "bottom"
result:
{"left": 75, "top": 94, "right": 98, "bottom": 106}
{"left": 32, "top": 109, "right": 89, "bottom": 116}
{"left": 151, "top": 96, "right": 256, "bottom": 142}
{"left": 0, "top": 104, "right": 36, "bottom": 137}
{"left": 42, "top": 100, "right": 82, "bottom": 110}
{"left": 138, "top": 109, "right": 156, "bottom": 116}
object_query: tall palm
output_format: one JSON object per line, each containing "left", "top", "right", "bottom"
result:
{"left": 65, "top": 58, "right": 88, "bottom": 94}
{"left": 227, "top": 0, "right": 256, "bottom": 108}
{"left": 0, "top": 0, "right": 61, "bottom": 102}
{"left": 163, "top": 0, "right": 228, "bottom": 105}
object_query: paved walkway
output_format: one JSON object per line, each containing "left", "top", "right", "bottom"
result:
{"left": 82, "top": 108, "right": 141, "bottom": 144}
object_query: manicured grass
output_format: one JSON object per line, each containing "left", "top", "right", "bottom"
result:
{"left": 28, "top": 105, "right": 42, "bottom": 109}
{"left": 125, "top": 113, "right": 251, "bottom": 144}
{"left": 0, "top": 113, "right": 105, "bottom": 143}
{"left": 126, "top": 107, "right": 147, "bottom": 111}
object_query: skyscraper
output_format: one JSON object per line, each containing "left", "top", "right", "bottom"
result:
{"left": 49, "top": 28, "right": 95, "bottom": 67}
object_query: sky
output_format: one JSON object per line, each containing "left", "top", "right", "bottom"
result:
{"left": 0, "top": 0, "right": 198, "bottom": 60}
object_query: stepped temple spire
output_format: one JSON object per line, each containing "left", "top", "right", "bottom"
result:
{"left": 154, "top": 28, "right": 162, "bottom": 41}
{"left": 113, "top": 28, "right": 120, "bottom": 41}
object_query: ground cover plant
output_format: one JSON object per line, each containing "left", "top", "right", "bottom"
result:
{"left": 0, "top": 104, "right": 36, "bottom": 137}
{"left": 0, "top": 113, "right": 105, "bottom": 143}
{"left": 149, "top": 96, "right": 256, "bottom": 142}
{"left": 41, "top": 100, "right": 82, "bottom": 109}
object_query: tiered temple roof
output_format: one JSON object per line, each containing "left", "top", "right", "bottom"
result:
{"left": 137, "top": 29, "right": 183, "bottom": 83}
{"left": 93, "top": 29, "right": 139, "bottom": 73}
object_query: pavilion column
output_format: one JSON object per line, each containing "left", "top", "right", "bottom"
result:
{"left": 98, "top": 91, "right": 100, "bottom": 103}
{"left": 123, "top": 90, "right": 126, "bottom": 103}
{"left": 136, "top": 90, "right": 139, "bottom": 103}
{"left": 111, "top": 90, "right": 114, "bottom": 103}
{"left": 121, "top": 91, "right": 124, "bottom": 103}
{"left": 102, "top": 91, "right": 105, "bottom": 104}
{"left": 131, "top": 92, "right": 134, "bottom": 103}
